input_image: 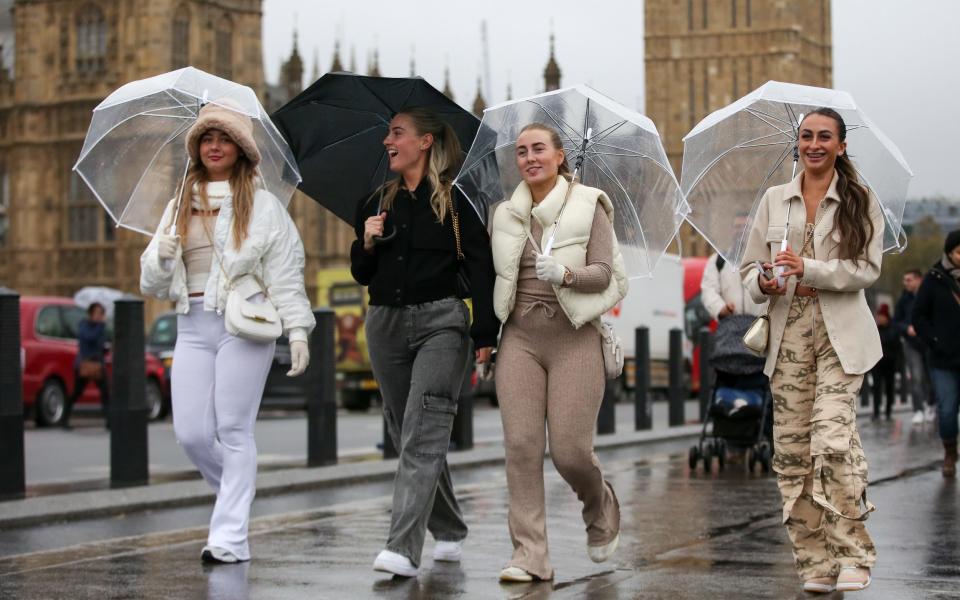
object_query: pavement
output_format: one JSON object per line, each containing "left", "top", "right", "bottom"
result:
{"left": 0, "top": 405, "right": 954, "bottom": 599}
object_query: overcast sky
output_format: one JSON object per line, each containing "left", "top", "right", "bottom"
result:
{"left": 262, "top": 0, "right": 960, "bottom": 200}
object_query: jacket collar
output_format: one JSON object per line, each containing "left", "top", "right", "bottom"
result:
{"left": 783, "top": 170, "right": 841, "bottom": 204}
{"left": 507, "top": 176, "right": 570, "bottom": 228}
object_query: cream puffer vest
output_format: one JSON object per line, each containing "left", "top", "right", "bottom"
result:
{"left": 491, "top": 177, "right": 628, "bottom": 329}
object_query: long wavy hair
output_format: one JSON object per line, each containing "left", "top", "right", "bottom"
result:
{"left": 519, "top": 122, "right": 573, "bottom": 181}
{"left": 377, "top": 107, "right": 462, "bottom": 223}
{"left": 803, "top": 107, "right": 874, "bottom": 261}
{"left": 175, "top": 131, "right": 256, "bottom": 248}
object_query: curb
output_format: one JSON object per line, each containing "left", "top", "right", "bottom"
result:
{"left": 0, "top": 424, "right": 702, "bottom": 529}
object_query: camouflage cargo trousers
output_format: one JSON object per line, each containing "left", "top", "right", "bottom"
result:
{"left": 770, "top": 295, "right": 877, "bottom": 580}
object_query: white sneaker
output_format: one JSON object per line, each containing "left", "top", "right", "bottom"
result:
{"left": 587, "top": 533, "right": 620, "bottom": 563}
{"left": 200, "top": 545, "right": 242, "bottom": 564}
{"left": 925, "top": 405, "right": 937, "bottom": 423}
{"left": 499, "top": 566, "right": 534, "bottom": 582}
{"left": 912, "top": 410, "right": 925, "bottom": 425}
{"left": 432, "top": 540, "right": 462, "bottom": 562}
{"left": 373, "top": 549, "right": 418, "bottom": 577}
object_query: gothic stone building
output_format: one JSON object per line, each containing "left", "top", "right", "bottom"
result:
{"left": 645, "top": 0, "right": 832, "bottom": 256}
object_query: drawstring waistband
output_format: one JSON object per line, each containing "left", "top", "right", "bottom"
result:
{"left": 519, "top": 300, "right": 556, "bottom": 319}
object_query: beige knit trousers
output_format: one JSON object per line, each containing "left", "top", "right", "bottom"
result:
{"left": 495, "top": 301, "right": 620, "bottom": 580}
{"left": 771, "top": 295, "right": 877, "bottom": 580}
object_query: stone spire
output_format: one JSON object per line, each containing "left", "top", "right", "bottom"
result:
{"left": 281, "top": 28, "right": 304, "bottom": 98}
{"left": 409, "top": 46, "right": 416, "bottom": 77}
{"left": 367, "top": 49, "right": 381, "bottom": 77}
{"left": 442, "top": 65, "right": 454, "bottom": 101}
{"left": 349, "top": 45, "right": 357, "bottom": 73}
{"left": 311, "top": 46, "right": 320, "bottom": 82}
{"left": 330, "top": 40, "right": 344, "bottom": 72}
{"left": 505, "top": 72, "right": 513, "bottom": 101}
{"left": 543, "top": 32, "right": 561, "bottom": 92}
{"left": 472, "top": 77, "right": 486, "bottom": 118}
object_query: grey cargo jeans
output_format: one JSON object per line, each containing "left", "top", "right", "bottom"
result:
{"left": 366, "top": 297, "right": 471, "bottom": 566}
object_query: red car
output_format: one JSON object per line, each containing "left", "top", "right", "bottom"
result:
{"left": 19, "top": 297, "right": 171, "bottom": 426}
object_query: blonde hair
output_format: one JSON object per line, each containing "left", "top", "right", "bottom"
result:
{"left": 376, "top": 107, "right": 462, "bottom": 223}
{"left": 176, "top": 132, "right": 256, "bottom": 248}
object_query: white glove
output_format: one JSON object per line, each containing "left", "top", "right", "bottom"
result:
{"left": 156, "top": 234, "right": 180, "bottom": 262}
{"left": 287, "top": 340, "right": 310, "bottom": 377}
{"left": 535, "top": 253, "right": 566, "bottom": 285}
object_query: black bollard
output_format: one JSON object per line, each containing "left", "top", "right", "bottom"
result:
{"left": 306, "top": 309, "right": 337, "bottom": 467}
{"left": 597, "top": 379, "right": 617, "bottom": 435}
{"left": 110, "top": 297, "right": 149, "bottom": 488}
{"left": 698, "top": 327, "right": 713, "bottom": 422}
{"left": 634, "top": 327, "right": 652, "bottom": 431}
{"left": 382, "top": 415, "right": 399, "bottom": 459}
{"left": 451, "top": 351, "right": 474, "bottom": 451}
{"left": 0, "top": 289, "right": 25, "bottom": 500}
{"left": 668, "top": 328, "right": 685, "bottom": 427}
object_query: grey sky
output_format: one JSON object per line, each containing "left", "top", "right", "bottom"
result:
{"left": 263, "top": 0, "right": 960, "bottom": 200}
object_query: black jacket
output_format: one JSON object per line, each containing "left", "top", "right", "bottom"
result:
{"left": 912, "top": 260, "right": 960, "bottom": 370}
{"left": 350, "top": 180, "right": 499, "bottom": 349}
{"left": 892, "top": 291, "right": 924, "bottom": 352}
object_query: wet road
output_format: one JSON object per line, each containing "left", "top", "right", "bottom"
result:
{"left": 0, "top": 415, "right": 955, "bottom": 599}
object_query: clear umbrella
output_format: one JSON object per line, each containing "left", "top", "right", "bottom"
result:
{"left": 681, "top": 80, "right": 913, "bottom": 268}
{"left": 73, "top": 286, "right": 125, "bottom": 320}
{"left": 73, "top": 67, "right": 301, "bottom": 235}
{"left": 454, "top": 85, "right": 688, "bottom": 278}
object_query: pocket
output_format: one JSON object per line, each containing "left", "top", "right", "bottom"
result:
{"left": 414, "top": 393, "right": 458, "bottom": 457}
{"left": 772, "top": 424, "right": 812, "bottom": 476}
{"left": 810, "top": 416, "right": 852, "bottom": 456}
{"left": 809, "top": 419, "right": 874, "bottom": 520}
{"left": 765, "top": 226, "right": 785, "bottom": 243}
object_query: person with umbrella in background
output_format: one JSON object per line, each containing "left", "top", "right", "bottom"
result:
{"left": 489, "top": 123, "right": 628, "bottom": 583}
{"left": 62, "top": 302, "right": 109, "bottom": 430}
{"left": 912, "top": 229, "right": 960, "bottom": 477}
{"left": 139, "top": 101, "right": 315, "bottom": 565}
{"left": 740, "top": 108, "right": 884, "bottom": 593}
{"left": 350, "top": 107, "right": 497, "bottom": 578}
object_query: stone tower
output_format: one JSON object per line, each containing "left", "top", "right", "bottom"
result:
{"left": 281, "top": 29, "right": 303, "bottom": 100}
{"left": 644, "top": 0, "right": 832, "bottom": 256}
{"left": 543, "top": 33, "right": 561, "bottom": 92}
{"left": 471, "top": 77, "right": 486, "bottom": 118}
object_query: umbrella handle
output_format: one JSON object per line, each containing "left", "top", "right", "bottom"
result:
{"left": 373, "top": 227, "right": 397, "bottom": 244}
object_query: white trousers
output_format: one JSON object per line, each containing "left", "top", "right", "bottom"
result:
{"left": 172, "top": 299, "right": 275, "bottom": 560}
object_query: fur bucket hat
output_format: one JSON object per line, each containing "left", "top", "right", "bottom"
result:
{"left": 185, "top": 102, "right": 261, "bottom": 167}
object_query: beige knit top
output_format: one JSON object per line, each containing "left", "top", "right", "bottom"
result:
{"left": 183, "top": 213, "right": 217, "bottom": 294}
{"left": 515, "top": 204, "right": 613, "bottom": 309}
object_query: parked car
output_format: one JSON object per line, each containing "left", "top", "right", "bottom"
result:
{"left": 146, "top": 312, "right": 304, "bottom": 408}
{"left": 20, "top": 297, "right": 171, "bottom": 426}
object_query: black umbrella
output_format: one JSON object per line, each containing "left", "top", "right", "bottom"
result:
{"left": 271, "top": 73, "right": 482, "bottom": 225}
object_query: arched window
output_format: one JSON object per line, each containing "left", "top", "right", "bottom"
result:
{"left": 171, "top": 4, "right": 190, "bottom": 69}
{"left": 75, "top": 4, "right": 106, "bottom": 75}
{"left": 215, "top": 15, "right": 233, "bottom": 79}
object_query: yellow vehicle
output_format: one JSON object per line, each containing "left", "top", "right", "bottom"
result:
{"left": 316, "top": 268, "right": 379, "bottom": 411}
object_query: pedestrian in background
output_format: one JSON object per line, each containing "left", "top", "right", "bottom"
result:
{"left": 62, "top": 302, "right": 109, "bottom": 430}
{"left": 351, "top": 108, "right": 498, "bottom": 578}
{"left": 871, "top": 304, "right": 900, "bottom": 421}
{"left": 912, "top": 229, "right": 960, "bottom": 478}
{"left": 741, "top": 108, "right": 882, "bottom": 593}
{"left": 894, "top": 268, "right": 936, "bottom": 424}
{"left": 490, "top": 123, "right": 627, "bottom": 583}
{"left": 140, "top": 102, "right": 315, "bottom": 564}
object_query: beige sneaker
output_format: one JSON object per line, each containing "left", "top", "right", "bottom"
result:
{"left": 587, "top": 533, "right": 620, "bottom": 563}
{"left": 802, "top": 576, "right": 836, "bottom": 593}
{"left": 499, "top": 566, "right": 534, "bottom": 582}
{"left": 836, "top": 566, "right": 871, "bottom": 592}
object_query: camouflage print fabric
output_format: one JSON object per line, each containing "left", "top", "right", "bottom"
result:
{"left": 769, "top": 224, "right": 877, "bottom": 580}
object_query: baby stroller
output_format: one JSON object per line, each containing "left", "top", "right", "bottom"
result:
{"left": 689, "top": 314, "right": 773, "bottom": 473}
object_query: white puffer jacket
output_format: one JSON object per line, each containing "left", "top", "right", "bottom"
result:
{"left": 491, "top": 177, "right": 628, "bottom": 329}
{"left": 140, "top": 187, "right": 315, "bottom": 343}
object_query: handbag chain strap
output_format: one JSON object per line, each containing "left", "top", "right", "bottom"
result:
{"left": 447, "top": 195, "right": 465, "bottom": 261}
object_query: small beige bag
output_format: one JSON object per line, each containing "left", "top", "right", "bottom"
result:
{"left": 741, "top": 313, "right": 770, "bottom": 354}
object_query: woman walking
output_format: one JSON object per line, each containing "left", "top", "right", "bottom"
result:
{"left": 741, "top": 108, "right": 883, "bottom": 593}
{"left": 140, "top": 102, "right": 315, "bottom": 564}
{"left": 62, "top": 302, "right": 109, "bottom": 429}
{"left": 350, "top": 108, "right": 498, "bottom": 577}
{"left": 490, "top": 123, "right": 628, "bottom": 582}
{"left": 912, "top": 229, "right": 960, "bottom": 477}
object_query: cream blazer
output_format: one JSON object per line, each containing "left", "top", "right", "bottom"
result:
{"left": 740, "top": 171, "right": 884, "bottom": 376}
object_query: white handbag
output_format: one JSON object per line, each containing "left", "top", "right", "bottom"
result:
{"left": 599, "top": 320, "right": 624, "bottom": 380}
{"left": 224, "top": 273, "right": 282, "bottom": 344}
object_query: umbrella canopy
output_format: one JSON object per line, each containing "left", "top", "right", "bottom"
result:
{"left": 454, "top": 85, "right": 687, "bottom": 278}
{"left": 271, "top": 73, "right": 481, "bottom": 224}
{"left": 74, "top": 67, "right": 301, "bottom": 235}
{"left": 73, "top": 286, "right": 125, "bottom": 320}
{"left": 681, "top": 81, "right": 913, "bottom": 266}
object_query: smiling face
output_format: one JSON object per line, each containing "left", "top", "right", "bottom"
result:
{"left": 198, "top": 128, "right": 240, "bottom": 180}
{"left": 798, "top": 113, "right": 847, "bottom": 176}
{"left": 383, "top": 113, "right": 431, "bottom": 176}
{"left": 515, "top": 128, "right": 565, "bottom": 188}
